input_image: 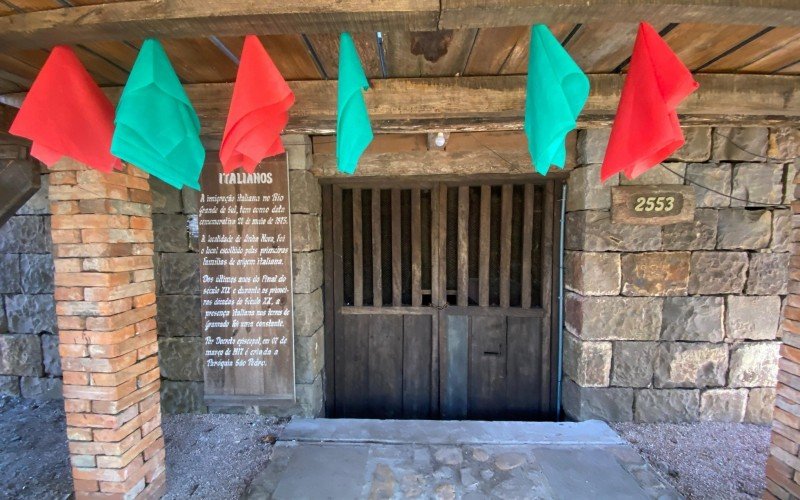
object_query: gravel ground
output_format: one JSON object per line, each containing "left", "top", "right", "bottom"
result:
{"left": 0, "top": 396, "right": 285, "bottom": 500}
{"left": 613, "top": 422, "right": 771, "bottom": 500}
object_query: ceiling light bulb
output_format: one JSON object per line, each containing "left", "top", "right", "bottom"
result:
{"left": 434, "top": 132, "right": 446, "bottom": 148}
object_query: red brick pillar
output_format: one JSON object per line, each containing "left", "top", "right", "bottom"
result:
{"left": 49, "top": 159, "right": 166, "bottom": 499}
{"left": 766, "top": 164, "right": 800, "bottom": 500}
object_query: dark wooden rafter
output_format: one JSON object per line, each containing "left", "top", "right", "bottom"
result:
{"left": 0, "top": 1, "right": 798, "bottom": 51}
{"left": 2, "top": 73, "right": 797, "bottom": 135}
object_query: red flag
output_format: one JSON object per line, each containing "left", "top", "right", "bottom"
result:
{"left": 220, "top": 35, "right": 295, "bottom": 173}
{"left": 600, "top": 22, "right": 699, "bottom": 182}
{"left": 9, "top": 46, "right": 122, "bottom": 172}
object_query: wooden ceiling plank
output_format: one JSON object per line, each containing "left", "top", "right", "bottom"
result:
{"left": 72, "top": 45, "right": 131, "bottom": 85}
{"left": 439, "top": 1, "right": 800, "bottom": 29}
{"left": 659, "top": 23, "right": 768, "bottom": 70}
{"left": 0, "top": 1, "right": 439, "bottom": 49}
{"left": 564, "top": 23, "right": 668, "bottom": 74}
{"left": 2, "top": 73, "right": 796, "bottom": 134}
{"left": 776, "top": 61, "right": 800, "bottom": 75}
{"left": 3, "top": 0, "right": 62, "bottom": 11}
{"left": 738, "top": 35, "right": 800, "bottom": 73}
{"left": 702, "top": 27, "right": 800, "bottom": 72}
{"left": 305, "top": 32, "right": 382, "bottom": 79}
{"left": 463, "top": 26, "right": 528, "bottom": 76}
{"left": 159, "top": 38, "right": 239, "bottom": 83}
{"left": 383, "top": 29, "right": 478, "bottom": 78}
{"left": 499, "top": 24, "right": 574, "bottom": 75}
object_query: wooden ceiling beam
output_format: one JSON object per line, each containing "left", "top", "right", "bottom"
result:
{"left": 0, "top": 1, "right": 798, "bottom": 50}
{"left": 440, "top": 1, "right": 800, "bottom": 29}
{"left": 0, "top": 0, "right": 439, "bottom": 50}
{"left": 1, "top": 74, "right": 798, "bottom": 135}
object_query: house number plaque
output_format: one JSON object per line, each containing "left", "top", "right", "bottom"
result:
{"left": 611, "top": 185, "right": 695, "bottom": 225}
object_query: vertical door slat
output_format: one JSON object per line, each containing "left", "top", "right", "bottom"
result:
{"left": 437, "top": 185, "right": 448, "bottom": 307}
{"left": 391, "top": 189, "right": 402, "bottom": 306}
{"left": 521, "top": 184, "right": 534, "bottom": 308}
{"left": 457, "top": 186, "right": 469, "bottom": 307}
{"left": 540, "top": 182, "right": 555, "bottom": 411}
{"left": 411, "top": 189, "right": 422, "bottom": 307}
{"left": 352, "top": 189, "right": 363, "bottom": 307}
{"left": 499, "top": 184, "right": 513, "bottom": 308}
{"left": 371, "top": 188, "right": 382, "bottom": 307}
{"left": 478, "top": 185, "right": 491, "bottom": 307}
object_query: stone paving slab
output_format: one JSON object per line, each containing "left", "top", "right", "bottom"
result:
{"left": 244, "top": 419, "right": 681, "bottom": 499}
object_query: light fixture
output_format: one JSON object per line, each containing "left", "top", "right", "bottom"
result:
{"left": 434, "top": 132, "right": 446, "bottom": 148}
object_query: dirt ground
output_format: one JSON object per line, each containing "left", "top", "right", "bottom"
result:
{"left": 613, "top": 422, "right": 771, "bottom": 500}
{"left": 0, "top": 396, "right": 772, "bottom": 499}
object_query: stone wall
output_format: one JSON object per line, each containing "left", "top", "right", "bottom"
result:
{"left": 0, "top": 143, "right": 60, "bottom": 400}
{"left": 563, "top": 126, "right": 797, "bottom": 423}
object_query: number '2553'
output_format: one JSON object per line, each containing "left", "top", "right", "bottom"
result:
{"left": 634, "top": 196, "right": 675, "bottom": 212}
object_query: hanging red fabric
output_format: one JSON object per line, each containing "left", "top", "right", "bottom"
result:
{"left": 220, "top": 35, "right": 295, "bottom": 173}
{"left": 9, "top": 46, "right": 122, "bottom": 172}
{"left": 600, "top": 22, "right": 699, "bottom": 182}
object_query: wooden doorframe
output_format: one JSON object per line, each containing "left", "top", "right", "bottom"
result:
{"left": 321, "top": 175, "right": 564, "bottom": 419}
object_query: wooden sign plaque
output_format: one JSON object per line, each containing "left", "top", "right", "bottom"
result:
{"left": 199, "top": 157, "right": 295, "bottom": 406}
{"left": 611, "top": 185, "right": 695, "bottom": 225}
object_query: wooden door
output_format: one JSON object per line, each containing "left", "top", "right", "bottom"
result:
{"left": 322, "top": 177, "right": 560, "bottom": 420}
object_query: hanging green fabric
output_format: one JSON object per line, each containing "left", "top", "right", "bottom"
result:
{"left": 336, "top": 32, "right": 373, "bottom": 175}
{"left": 525, "top": 25, "right": 589, "bottom": 175}
{"left": 111, "top": 38, "right": 205, "bottom": 190}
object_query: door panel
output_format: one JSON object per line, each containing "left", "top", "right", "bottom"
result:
{"left": 324, "top": 177, "right": 560, "bottom": 420}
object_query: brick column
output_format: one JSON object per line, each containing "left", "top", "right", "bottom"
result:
{"left": 766, "top": 159, "right": 800, "bottom": 500}
{"left": 49, "top": 159, "right": 166, "bottom": 499}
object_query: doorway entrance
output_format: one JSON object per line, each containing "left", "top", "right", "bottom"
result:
{"left": 322, "top": 176, "right": 562, "bottom": 420}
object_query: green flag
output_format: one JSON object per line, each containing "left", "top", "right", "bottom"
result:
{"left": 525, "top": 25, "right": 589, "bottom": 175}
{"left": 336, "top": 33, "right": 373, "bottom": 175}
{"left": 111, "top": 39, "right": 205, "bottom": 190}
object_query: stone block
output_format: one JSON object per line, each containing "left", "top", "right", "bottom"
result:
{"left": 0, "top": 375, "right": 19, "bottom": 396}
{"left": 19, "top": 254, "right": 53, "bottom": 294}
{"left": 564, "top": 251, "right": 620, "bottom": 296}
{"left": 0, "top": 254, "right": 21, "bottom": 293}
{"left": 611, "top": 341, "right": 657, "bottom": 388}
{"left": 685, "top": 163, "right": 731, "bottom": 208}
{"left": 661, "top": 296, "right": 724, "bottom": 342}
{"left": 746, "top": 253, "right": 789, "bottom": 295}
{"left": 661, "top": 209, "right": 717, "bottom": 251}
{"left": 619, "top": 163, "right": 685, "bottom": 185}
{"left": 285, "top": 139, "right": 312, "bottom": 171}
{"left": 294, "top": 289, "right": 324, "bottom": 337}
{"left": 41, "top": 334, "right": 61, "bottom": 376}
{"left": 149, "top": 177, "right": 182, "bottom": 214}
{"left": 5, "top": 294, "right": 56, "bottom": 334}
{"left": 787, "top": 160, "right": 797, "bottom": 204}
{"left": 181, "top": 187, "right": 200, "bottom": 214}
{"left": 0, "top": 216, "right": 48, "bottom": 254}
{"left": 716, "top": 209, "right": 771, "bottom": 250}
{"left": 563, "top": 333, "right": 611, "bottom": 387}
{"left": 0, "top": 334, "right": 43, "bottom": 376}
{"left": 654, "top": 343, "right": 728, "bottom": 389}
{"left": 159, "top": 253, "right": 200, "bottom": 294}
{"left": 296, "top": 375, "right": 324, "bottom": 417}
{"left": 158, "top": 337, "right": 203, "bottom": 381}
{"left": 562, "top": 377, "right": 634, "bottom": 422}
{"left": 153, "top": 214, "right": 189, "bottom": 252}
{"left": 0, "top": 300, "right": 5, "bottom": 333}
{"left": 712, "top": 127, "right": 768, "bottom": 162}
{"left": 771, "top": 209, "right": 792, "bottom": 253}
{"left": 295, "top": 327, "right": 324, "bottom": 384}
{"left": 577, "top": 129, "right": 611, "bottom": 165}
{"left": 187, "top": 214, "right": 199, "bottom": 252}
{"left": 565, "top": 211, "right": 661, "bottom": 252}
{"left": 289, "top": 170, "right": 322, "bottom": 215}
{"left": 726, "top": 296, "right": 780, "bottom": 340}
{"left": 566, "top": 165, "right": 617, "bottom": 211}
{"left": 161, "top": 380, "right": 206, "bottom": 414}
{"left": 157, "top": 295, "right": 201, "bottom": 337}
{"left": 565, "top": 293, "right": 661, "bottom": 341}
{"left": 670, "top": 128, "right": 711, "bottom": 162}
{"left": 688, "top": 252, "right": 748, "bottom": 295}
{"left": 745, "top": 387, "right": 776, "bottom": 424}
{"left": 729, "top": 342, "right": 780, "bottom": 388}
{"left": 16, "top": 174, "right": 50, "bottom": 215}
{"left": 699, "top": 389, "right": 747, "bottom": 422}
{"left": 731, "top": 163, "right": 784, "bottom": 207}
{"left": 635, "top": 389, "right": 700, "bottom": 422}
{"left": 769, "top": 128, "right": 800, "bottom": 161}
{"left": 293, "top": 251, "right": 323, "bottom": 294}
{"left": 291, "top": 214, "right": 322, "bottom": 252}
{"left": 20, "top": 377, "right": 62, "bottom": 400}
{"left": 621, "top": 252, "right": 690, "bottom": 296}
